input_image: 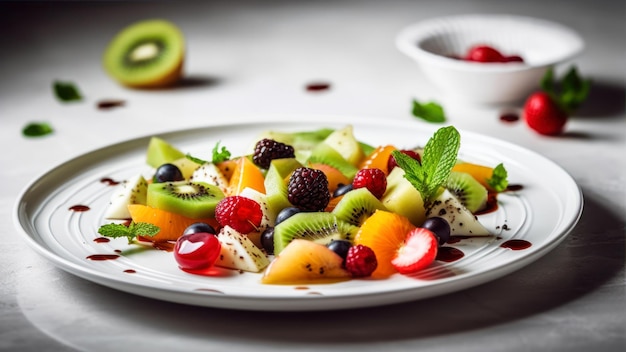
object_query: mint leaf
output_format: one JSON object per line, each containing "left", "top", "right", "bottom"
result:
{"left": 212, "top": 141, "right": 231, "bottom": 163}
{"left": 393, "top": 126, "right": 460, "bottom": 204}
{"left": 487, "top": 163, "right": 509, "bottom": 192}
{"left": 186, "top": 153, "right": 208, "bottom": 165}
{"left": 411, "top": 99, "right": 446, "bottom": 123}
{"left": 98, "top": 222, "right": 160, "bottom": 244}
{"left": 53, "top": 81, "right": 82, "bottom": 102}
{"left": 23, "top": 122, "right": 53, "bottom": 137}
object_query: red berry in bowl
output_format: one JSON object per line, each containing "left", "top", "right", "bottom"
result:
{"left": 174, "top": 232, "right": 221, "bottom": 270}
{"left": 523, "top": 91, "right": 568, "bottom": 135}
{"left": 465, "top": 45, "right": 506, "bottom": 63}
{"left": 352, "top": 168, "right": 387, "bottom": 199}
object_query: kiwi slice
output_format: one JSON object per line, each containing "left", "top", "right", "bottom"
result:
{"left": 147, "top": 181, "right": 224, "bottom": 219}
{"left": 331, "top": 188, "right": 387, "bottom": 226}
{"left": 273, "top": 212, "right": 358, "bottom": 255}
{"left": 103, "top": 19, "right": 185, "bottom": 88}
{"left": 445, "top": 171, "right": 488, "bottom": 213}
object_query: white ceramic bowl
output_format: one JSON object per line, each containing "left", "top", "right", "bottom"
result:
{"left": 396, "top": 14, "right": 584, "bottom": 105}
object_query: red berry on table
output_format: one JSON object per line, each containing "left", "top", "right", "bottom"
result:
{"left": 215, "top": 196, "right": 263, "bottom": 234}
{"left": 345, "top": 244, "right": 378, "bottom": 277}
{"left": 465, "top": 45, "right": 506, "bottom": 63}
{"left": 523, "top": 91, "right": 569, "bottom": 136}
{"left": 387, "top": 149, "right": 421, "bottom": 174}
{"left": 352, "top": 168, "right": 387, "bottom": 199}
{"left": 391, "top": 228, "right": 438, "bottom": 274}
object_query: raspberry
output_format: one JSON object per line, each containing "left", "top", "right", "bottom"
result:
{"left": 252, "top": 138, "right": 295, "bottom": 169}
{"left": 215, "top": 196, "right": 263, "bottom": 234}
{"left": 287, "top": 167, "right": 330, "bottom": 211}
{"left": 352, "top": 168, "right": 387, "bottom": 199}
{"left": 345, "top": 244, "right": 377, "bottom": 277}
{"left": 387, "top": 149, "right": 421, "bottom": 173}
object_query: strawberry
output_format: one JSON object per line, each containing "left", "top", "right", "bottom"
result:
{"left": 391, "top": 228, "right": 438, "bottom": 274}
{"left": 523, "top": 66, "right": 591, "bottom": 136}
{"left": 523, "top": 92, "right": 568, "bottom": 135}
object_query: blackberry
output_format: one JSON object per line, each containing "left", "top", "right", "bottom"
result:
{"left": 287, "top": 167, "right": 330, "bottom": 211}
{"left": 252, "top": 138, "right": 295, "bottom": 169}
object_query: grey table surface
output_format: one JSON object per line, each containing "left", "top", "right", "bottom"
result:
{"left": 1, "top": 0, "right": 624, "bottom": 351}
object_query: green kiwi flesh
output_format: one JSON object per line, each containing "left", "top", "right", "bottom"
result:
{"left": 331, "top": 187, "right": 387, "bottom": 226}
{"left": 147, "top": 181, "right": 224, "bottom": 218}
{"left": 264, "top": 158, "right": 302, "bottom": 216}
{"left": 445, "top": 171, "right": 488, "bottom": 213}
{"left": 145, "top": 136, "right": 186, "bottom": 168}
{"left": 103, "top": 19, "right": 185, "bottom": 88}
{"left": 273, "top": 212, "right": 358, "bottom": 255}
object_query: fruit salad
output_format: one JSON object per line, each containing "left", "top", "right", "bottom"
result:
{"left": 98, "top": 125, "right": 509, "bottom": 285}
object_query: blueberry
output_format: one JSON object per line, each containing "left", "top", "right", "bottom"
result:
{"left": 153, "top": 163, "right": 184, "bottom": 183}
{"left": 275, "top": 206, "right": 301, "bottom": 225}
{"left": 261, "top": 227, "right": 275, "bottom": 254}
{"left": 422, "top": 217, "right": 451, "bottom": 245}
{"left": 183, "top": 222, "right": 216, "bottom": 236}
{"left": 333, "top": 183, "right": 353, "bottom": 197}
{"left": 327, "top": 240, "right": 352, "bottom": 262}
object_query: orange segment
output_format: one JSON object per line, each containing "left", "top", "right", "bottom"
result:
{"left": 452, "top": 162, "right": 494, "bottom": 191}
{"left": 307, "top": 162, "right": 350, "bottom": 193}
{"left": 358, "top": 145, "right": 397, "bottom": 175}
{"left": 128, "top": 204, "right": 219, "bottom": 242}
{"left": 353, "top": 210, "right": 415, "bottom": 278}
{"left": 227, "top": 156, "right": 266, "bottom": 196}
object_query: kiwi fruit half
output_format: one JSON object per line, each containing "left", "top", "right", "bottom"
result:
{"left": 273, "top": 212, "right": 358, "bottom": 255}
{"left": 445, "top": 171, "right": 488, "bottom": 213}
{"left": 103, "top": 19, "right": 185, "bottom": 88}
{"left": 331, "top": 187, "right": 387, "bottom": 226}
{"left": 147, "top": 181, "right": 224, "bottom": 218}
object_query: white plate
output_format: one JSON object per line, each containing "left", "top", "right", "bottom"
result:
{"left": 13, "top": 117, "right": 583, "bottom": 311}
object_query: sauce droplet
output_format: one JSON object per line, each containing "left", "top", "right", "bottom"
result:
{"left": 500, "top": 239, "right": 532, "bottom": 250}
{"left": 93, "top": 237, "right": 110, "bottom": 243}
{"left": 97, "top": 99, "right": 126, "bottom": 110}
{"left": 436, "top": 247, "right": 465, "bottom": 262}
{"left": 506, "top": 184, "right": 524, "bottom": 192}
{"left": 306, "top": 82, "right": 331, "bottom": 92}
{"left": 100, "top": 177, "right": 120, "bottom": 186}
{"left": 69, "top": 205, "right": 90, "bottom": 212}
{"left": 86, "top": 254, "right": 119, "bottom": 261}
{"left": 124, "top": 269, "right": 136, "bottom": 274}
{"left": 499, "top": 112, "right": 519, "bottom": 122}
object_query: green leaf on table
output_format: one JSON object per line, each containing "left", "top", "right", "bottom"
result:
{"left": 392, "top": 125, "right": 460, "bottom": 204}
{"left": 22, "top": 122, "right": 54, "bottom": 137}
{"left": 53, "top": 81, "right": 82, "bottom": 102}
{"left": 411, "top": 99, "right": 446, "bottom": 123}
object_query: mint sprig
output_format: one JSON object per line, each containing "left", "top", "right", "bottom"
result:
{"left": 411, "top": 99, "right": 446, "bottom": 123}
{"left": 211, "top": 141, "right": 231, "bottom": 163}
{"left": 98, "top": 222, "right": 160, "bottom": 244}
{"left": 487, "top": 163, "right": 508, "bottom": 192}
{"left": 23, "top": 122, "right": 54, "bottom": 137}
{"left": 392, "top": 126, "right": 460, "bottom": 204}
{"left": 540, "top": 66, "right": 590, "bottom": 113}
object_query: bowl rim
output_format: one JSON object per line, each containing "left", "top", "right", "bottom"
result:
{"left": 395, "top": 13, "right": 585, "bottom": 73}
